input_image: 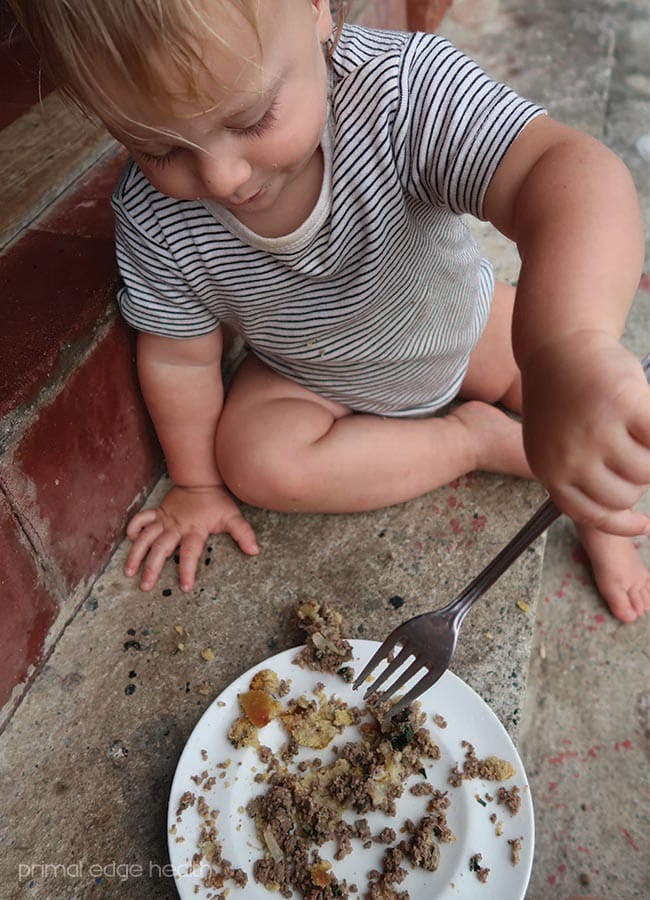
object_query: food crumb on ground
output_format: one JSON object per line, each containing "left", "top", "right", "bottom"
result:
{"left": 293, "top": 600, "right": 353, "bottom": 673}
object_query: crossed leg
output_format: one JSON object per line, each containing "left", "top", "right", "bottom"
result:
{"left": 217, "top": 282, "right": 649, "bottom": 620}
{"left": 216, "top": 357, "right": 530, "bottom": 512}
{"left": 217, "top": 282, "right": 528, "bottom": 512}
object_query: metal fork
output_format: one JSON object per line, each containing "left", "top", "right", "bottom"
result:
{"left": 353, "top": 352, "right": 650, "bottom": 721}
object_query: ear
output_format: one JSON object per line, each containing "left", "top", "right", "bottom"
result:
{"left": 311, "top": 0, "right": 333, "bottom": 43}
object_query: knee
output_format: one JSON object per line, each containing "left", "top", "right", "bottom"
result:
{"left": 216, "top": 418, "right": 307, "bottom": 510}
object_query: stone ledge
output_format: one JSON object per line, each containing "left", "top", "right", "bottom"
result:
{"left": 0, "top": 471, "right": 546, "bottom": 897}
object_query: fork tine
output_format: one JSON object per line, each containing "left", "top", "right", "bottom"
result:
{"left": 361, "top": 645, "right": 413, "bottom": 697}
{"left": 382, "top": 667, "right": 445, "bottom": 722}
{"left": 351, "top": 632, "right": 404, "bottom": 690}
{"left": 367, "top": 655, "right": 425, "bottom": 703}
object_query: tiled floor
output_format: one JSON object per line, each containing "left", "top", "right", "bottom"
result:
{"left": 0, "top": 8, "right": 161, "bottom": 709}
{"left": 0, "top": 151, "right": 125, "bottom": 416}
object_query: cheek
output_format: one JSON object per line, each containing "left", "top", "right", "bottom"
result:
{"left": 139, "top": 163, "right": 201, "bottom": 200}
{"left": 272, "top": 105, "right": 328, "bottom": 169}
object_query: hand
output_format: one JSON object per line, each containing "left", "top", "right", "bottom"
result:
{"left": 521, "top": 333, "right": 650, "bottom": 535}
{"left": 124, "top": 484, "right": 259, "bottom": 592}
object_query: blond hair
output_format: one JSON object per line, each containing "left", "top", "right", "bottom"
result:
{"left": 8, "top": 0, "right": 347, "bottom": 124}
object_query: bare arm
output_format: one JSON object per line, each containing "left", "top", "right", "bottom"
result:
{"left": 485, "top": 117, "right": 643, "bottom": 353}
{"left": 484, "top": 116, "right": 650, "bottom": 533}
{"left": 125, "top": 329, "right": 258, "bottom": 591}
{"left": 137, "top": 329, "right": 225, "bottom": 487}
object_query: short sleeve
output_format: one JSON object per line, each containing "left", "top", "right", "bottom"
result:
{"left": 395, "top": 34, "right": 546, "bottom": 219}
{"left": 111, "top": 168, "right": 220, "bottom": 339}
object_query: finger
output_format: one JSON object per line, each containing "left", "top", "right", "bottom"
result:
{"left": 226, "top": 514, "right": 260, "bottom": 555}
{"left": 140, "top": 531, "right": 182, "bottom": 592}
{"left": 576, "top": 463, "right": 648, "bottom": 513}
{"left": 607, "top": 436, "right": 650, "bottom": 486}
{"left": 124, "top": 521, "right": 164, "bottom": 577}
{"left": 555, "top": 485, "right": 650, "bottom": 536}
{"left": 627, "top": 376, "right": 650, "bottom": 445}
{"left": 587, "top": 506, "right": 650, "bottom": 537}
{"left": 178, "top": 533, "right": 207, "bottom": 592}
{"left": 126, "top": 508, "right": 159, "bottom": 540}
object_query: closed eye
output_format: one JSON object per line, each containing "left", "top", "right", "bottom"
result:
{"left": 137, "top": 148, "right": 180, "bottom": 168}
{"left": 236, "top": 98, "right": 279, "bottom": 140}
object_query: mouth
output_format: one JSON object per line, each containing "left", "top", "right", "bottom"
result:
{"left": 229, "top": 185, "right": 265, "bottom": 207}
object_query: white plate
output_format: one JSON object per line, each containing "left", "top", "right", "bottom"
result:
{"left": 167, "top": 640, "right": 534, "bottom": 898}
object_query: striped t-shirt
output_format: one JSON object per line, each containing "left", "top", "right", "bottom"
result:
{"left": 112, "top": 24, "right": 544, "bottom": 417}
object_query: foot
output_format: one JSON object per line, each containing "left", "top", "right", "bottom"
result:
{"left": 451, "top": 401, "right": 533, "bottom": 480}
{"left": 577, "top": 525, "right": 650, "bottom": 622}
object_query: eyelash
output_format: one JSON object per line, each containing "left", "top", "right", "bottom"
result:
{"left": 239, "top": 98, "right": 278, "bottom": 140}
{"left": 138, "top": 99, "right": 279, "bottom": 167}
{"left": 139, "top": 149, "right": 178, "bottom": 169}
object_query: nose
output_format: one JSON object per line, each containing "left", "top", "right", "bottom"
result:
{"left": 195, "top": 147, "right": 252, "bottom": 199}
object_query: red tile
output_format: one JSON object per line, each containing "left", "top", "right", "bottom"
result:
{"left": 0, "top": 229, "right": 118, "bottom": 417}
{"left": 37, "top": 149, "right": 127, "bottom": 239}
{"left": 1, "top": 319, "right": 163, "bottom": 591}
{"left": 0, "top": 492, "right": 59, "bottom": 713}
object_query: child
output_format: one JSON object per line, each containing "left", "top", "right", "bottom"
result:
{"left": 11, "top": 0, "right": 650, "bottom": 621}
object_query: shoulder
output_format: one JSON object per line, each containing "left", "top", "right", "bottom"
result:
{"left": 329, "top": 24, "right": 412, "bottom": 125}
{"left": 330, "top": 22, "right": 411, "bottom": 75}
{"left": 330, "top": 25, "right": 479, "bottom": 118}
{"left": 331, "top": 24, "right": 464, "bottom": 79}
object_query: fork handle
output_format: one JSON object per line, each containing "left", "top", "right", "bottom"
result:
{"left": 444, "top": 497, "right": 561, "bottom": 623}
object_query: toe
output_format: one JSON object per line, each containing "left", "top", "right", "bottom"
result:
{"left": 605, "top": 587, "right": 639, "bottom": 622}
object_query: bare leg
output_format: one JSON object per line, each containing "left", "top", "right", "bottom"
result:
{"left": 463, "top": 282, "right": 650, "bottom": 622}
{"left": 219, "top": 281, "right": 648, "bottom": 621}
{"left": 217, "top": 353, "right": 531, "bottom": 513}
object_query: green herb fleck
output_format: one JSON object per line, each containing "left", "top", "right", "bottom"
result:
{"left": 389, "top": 722, "right": 414, "bottom": 751}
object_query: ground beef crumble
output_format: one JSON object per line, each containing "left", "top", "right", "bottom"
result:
{"left": 293, "top": 600, "right": 354, "bottom": 673}
{"left": 247, "top": 700, "right": 443, "bottom": 897}
{"left": 449, "top": 740, "right": 516, "bottom": 786}
{"left": 173, "top": 600, "right": 523, "bottom": 898}
{"left": 497, "top": 785, "right": 522, "bottom": 815}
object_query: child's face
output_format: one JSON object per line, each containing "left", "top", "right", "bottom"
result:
{"left": 108, "top": 0, "right": 331, "bottom": 217}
